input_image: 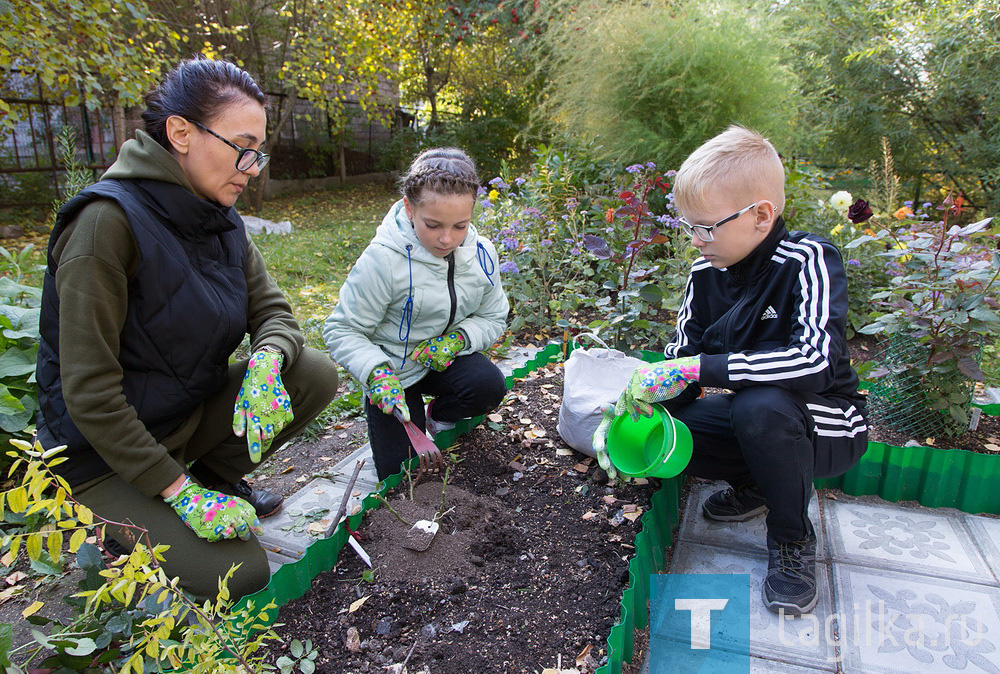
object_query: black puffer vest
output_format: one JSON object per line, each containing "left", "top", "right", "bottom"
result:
{"left": 36, "top": 179, "right": 249, "bottom": 485}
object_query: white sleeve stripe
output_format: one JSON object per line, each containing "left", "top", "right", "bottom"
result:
{"left": 730, "top": 352, "right": 822, "bottom": 372}
{"left": 806, "top": 402, "right": 860, "bottom": 416}
{"left": 816, "top": 426, "right": 867, "bottom": 438}
{"left": 665, "top": 260, "right": 705, "bottom": 357}
{"left": 729, "top": 360, "right": 830, "bottom": 380}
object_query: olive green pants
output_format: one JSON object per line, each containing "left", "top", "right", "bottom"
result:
{"left": 74, "top": 347, "right": 339, "bottom": 602}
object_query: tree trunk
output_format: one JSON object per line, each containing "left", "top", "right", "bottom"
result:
{"left": 112, "top": 104, "right": 126, "bottom": 152}
{"left": 248, "top": 89, "right": 297, "bottom": 212}
{"left": 339, "top": 145, "right": 347, "bottom": 185}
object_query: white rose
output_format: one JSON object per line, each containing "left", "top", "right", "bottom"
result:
{"left": 829, "top": 190, "right": 853, "bottom": 211}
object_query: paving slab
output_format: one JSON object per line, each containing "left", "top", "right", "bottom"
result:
{"left": 964, "top": 514, "right": 1000, "bottom": 584}
{"left": 824, "top": 497, "right": 992, "bottom": 585}
{"left": 678, "top": 480, "right": 827, "bottom": 560}
{"left": 259, "top": 477, "right": 351, "bottom": 562}
{"left": 667, "top": 542, "right": 838, "bottom": 669}
{"left": 831, "top": 563, "right": 1000, "bottom": 673}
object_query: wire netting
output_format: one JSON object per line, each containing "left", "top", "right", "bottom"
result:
{"left": 865, "top": 335, "right": 977, "bottom": 438}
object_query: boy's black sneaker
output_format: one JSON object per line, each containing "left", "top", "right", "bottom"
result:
{"left": 220, "top": 479, "right": 283, "bottom": 518}
{"left": 763, "top": 535, "right": 818, "bottom": 615}
{"left": 702, "top": 484, "right": 768, "bottom": 522}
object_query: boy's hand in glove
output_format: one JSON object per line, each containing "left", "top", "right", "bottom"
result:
{"left": 621, "top": 356, "right": 700, "bottom": 420}
{"left": 411, "top": 331, "right": 465, "bottom": 372}
{"left": 233, "top": 348, "right": 293, "bottom": 463}
{"left": 164, "top": 477, "right": 263, "bottom": 542}
{"left": 368, "top": 366, "right": 410, "bottom": 421}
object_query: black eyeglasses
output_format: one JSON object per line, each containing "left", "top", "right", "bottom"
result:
{"left": 679, "top": 203, "right": 758, "bottom": 242}
{"left": 188, "top": 119, "right": 270, "bottom": 172}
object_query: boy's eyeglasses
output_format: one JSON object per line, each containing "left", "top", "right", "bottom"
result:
{"left": 188, "top": 119, "right": 270, "bottom": 172}
{"left": 679, "top": 203, "right": 758, "bottom": 242}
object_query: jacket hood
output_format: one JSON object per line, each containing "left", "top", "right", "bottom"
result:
{"left": 373, "top": 200, "right": 487, "bottom": 271}
{"left": 102, "top": 130, "right": 196, "bottom": 192}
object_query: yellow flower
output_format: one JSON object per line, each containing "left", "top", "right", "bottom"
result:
{"left": 894, "top": 206, "right": 913, "bottom": 220}
{"left": 488, "top": 189, "right": 500, "bottom": 202}
{"left": 831, "top": 224, "right": 844, "bottom": 236}
{"left": 892, "top": 241, "right": 912, "bottom": 262}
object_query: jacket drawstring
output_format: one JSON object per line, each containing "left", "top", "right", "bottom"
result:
{"left": 398, "top": 245, "right": 414, "bottom": 368}
{"left": 477, "top": 241, "right": 496, "bottom": 286}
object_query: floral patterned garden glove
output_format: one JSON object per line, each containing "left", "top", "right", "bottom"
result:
{"left": 411, "top": 331, "right": 465, "bottom": 372}
{"left": 233, "top": 348, "right": 294, "bottom": 463}
{"left": 368, "top": 365, "right": 410, "bottom": 421}
{"left": 622, "top": 356, "right": 701, "bottom": 420}
{"left": 592, "top": 402, "right": 619, "bottom": 483}
{"left": 164, "top": 477, "right": 263, "bottom": 542}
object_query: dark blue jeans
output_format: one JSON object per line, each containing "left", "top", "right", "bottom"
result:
{"left": 365, "top": 352, "right": 507, "bottom": 480}
{"left": 666, "top": 385, "right": 868, "bottom": 543}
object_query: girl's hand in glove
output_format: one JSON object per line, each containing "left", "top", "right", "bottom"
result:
{"left": 411, "top": 331, "right": 465, "bottom": 372}
{"left": 368, "top": 366, "right": 410, "bottom": 421}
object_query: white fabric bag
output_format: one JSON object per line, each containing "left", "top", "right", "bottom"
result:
{"left": 557, "top": 334, "right": 645, "bottom": 457}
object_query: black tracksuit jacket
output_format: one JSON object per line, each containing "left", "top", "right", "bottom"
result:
{"left": 664, "top": 218, "right": 865, "bottom": 410}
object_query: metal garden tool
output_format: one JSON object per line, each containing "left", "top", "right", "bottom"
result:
{"left": 393, "top": 408, "right": 444, "bottom": 476}
{"left": 402, "top": 519, "right": 440, "bottom": 552}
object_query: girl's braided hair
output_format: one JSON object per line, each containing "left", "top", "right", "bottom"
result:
{"left": 399, "top": 147, "right": 480, "bottom": 205}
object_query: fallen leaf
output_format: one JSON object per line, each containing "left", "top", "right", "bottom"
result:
{"left": 989, "top": 437, "right": 1000, "bottom": 444}
{"left": 306, "top": 521, "right": 329, "bottom": 535}
{"left": 541, "top": 384, "right": 555, "bottom": 389}
{"left": 352, "top": 490, "right": 361, "bottom": 497}
{"left": 295, "top": 475, "right": 308, "bottom": 483}
{"left": 509, "top": 460, "right": 527, "bottom": 472}
{"left": 350, "top": 504, "right": 362, "bottom": 515}
{"left": 338, "top": 432, "right": 349, "bottom": 439}
{"left": 576, "top": 644, "right": 593, "bottom": 667}
{"left": 314, "top": 488, "right": 326, "bottom": 494}
{"left": 0, "top": 586, "right": 22, "bottom": 604}
{"left": 925, "top": 437, "right": 936, "bottom": 446}
{"left": 573, "top": 462, "right": 590, "bottom": 473}
{"left": 985, "top": 444, "right": 1000, "bottom": 453}
{"left": 5, "top": 571, "right": 27, "bottom": 585}
{"left": 345, "top": 626, "right": 362, "bottom": 652}
{"left": 22, "top": 600, "right": 43, "bottom": 618}
{"left": 556, "top": 448, "right": 574, "bottom": 456}
{"left": 623, "top": 511, "right": 642, "bottom": 523}
{"left": 602, "top": 495, "right": 618, "bottom": 505}
{"left": 280, "top": 465, "right": 295, "bottom": 475}
{"left": 623, "top": 504, "right": 639, "bottom": 513}
{"left": 519, "top": 418, "right": 532, "bottom": 425}
{"left": 0, "top": 551, "right": 13, "bottom": 566}
{"left": 319, "top": 456, "right": 333, "bottom": 462}
{"left": 533, "top": 427, "right": 547, "bottom": 437}
{"left": 581, "top": 511, "right": 598, "bottom": 520}
{"left": 349, "top": 595, "right": 370, "bottom": 613}
{"left": 487, "top": 413, "right": 503, "bottom": 423}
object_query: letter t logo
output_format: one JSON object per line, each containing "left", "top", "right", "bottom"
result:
{"left": 674, "top": 598, "right": 729, "bottom": 649}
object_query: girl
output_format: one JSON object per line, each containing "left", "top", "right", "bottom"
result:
{"left": 324, "top": 148, "right": 509, "bottom": 480}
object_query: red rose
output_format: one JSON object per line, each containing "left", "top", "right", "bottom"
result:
{"left": 848, "top": 198, "right": 873, "bottom": 224}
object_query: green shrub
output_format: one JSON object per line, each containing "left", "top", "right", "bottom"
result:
{"left": 539, "top": 0, "right": 794, "bottom": 169}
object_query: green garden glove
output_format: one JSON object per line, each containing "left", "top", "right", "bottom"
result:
{"left": 164, "top": 477, "right": 263, "bottom": 542}
{"left": 233, "top": 348, "right": 294, "bottom": 464}
{"left": 368, "top": 365, "right": 410, "bottom": 421}
{"left": 593, "top": 402, "right": 619, "bottom": 483}
{"left": 621, "top": 356, "right": 700, "bottom": 420}
{"left": 411, "top": 331, "right": 465, "bottom": 372}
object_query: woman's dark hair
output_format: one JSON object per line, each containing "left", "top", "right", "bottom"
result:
{"left": 399, "top": 148, "right": 480, "bottom": 205}
{"left": 141, "top": 57, "right": 267, "bottom": 150}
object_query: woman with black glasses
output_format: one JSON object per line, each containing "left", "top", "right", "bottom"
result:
{"left": 34, "top": 57, "right": 339, "bottom": 601}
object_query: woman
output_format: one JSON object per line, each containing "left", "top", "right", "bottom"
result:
{"left": 323, "top": 148, "right": 509, "bottom": 481}
{"left": 35, "top": 57, "right": 339, "bottom": 600}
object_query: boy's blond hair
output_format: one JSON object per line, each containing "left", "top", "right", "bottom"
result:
{"left": 673, "top": 125, "right": 785, "bottom": 217}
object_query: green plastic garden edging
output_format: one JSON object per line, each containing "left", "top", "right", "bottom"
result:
{"left": 220, "top": 343, "right": 997, "bottom": 674}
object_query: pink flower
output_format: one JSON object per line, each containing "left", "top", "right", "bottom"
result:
{"left": 272, "top": 399, "right": 281, "bottom": 410}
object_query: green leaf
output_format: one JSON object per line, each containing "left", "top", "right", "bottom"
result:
{"left": 638, "top": 283, "right": 663, "bottom": 303}
{"left": 0, "top": 623, "right": 12, "bottom": 668}
{"left": 0, "top": 384, "right": 25, "bottom": 416}
{"left": 0, "top": 346, "right": 37, "bottom": 377}
{"left": 948, "top": 404, "right": 968, "bottom": 425}
{"left": 300, "top": 658, "right": 316, "bottom": 674}
{"left": 76, "top": 541, "right": 103, "bottom": 570}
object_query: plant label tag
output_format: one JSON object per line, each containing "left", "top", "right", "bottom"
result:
{"left": 969, "top": 407, "right": 982, "bottom": 432}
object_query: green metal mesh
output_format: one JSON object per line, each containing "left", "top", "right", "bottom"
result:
{"left": 866, "top": 335, "right": 977, "bottom": 438}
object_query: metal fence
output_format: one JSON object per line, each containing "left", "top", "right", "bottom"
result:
{"left": 0, "top": 71, "right": 401, "bottom": 208}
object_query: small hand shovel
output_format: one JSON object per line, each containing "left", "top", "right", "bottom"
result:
{"left": 402, "top": 519, "right": 440, "bottom": 551}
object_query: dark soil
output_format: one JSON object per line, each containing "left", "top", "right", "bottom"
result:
{"left": 262, "top": 365, "right": 653, "bottom": 673}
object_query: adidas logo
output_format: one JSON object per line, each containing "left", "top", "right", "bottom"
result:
{"left": 760, "top": 305, "right": 778, "bottom": 321}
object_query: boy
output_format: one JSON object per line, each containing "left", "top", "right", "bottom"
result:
{"left": 595, "top": 125, "right": 868, "bottom": 615}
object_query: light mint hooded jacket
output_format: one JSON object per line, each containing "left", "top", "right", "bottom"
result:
{"left": 323, "top": 199, "right": 509, "bottom": 393}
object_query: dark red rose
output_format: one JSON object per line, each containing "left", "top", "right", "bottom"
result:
{"left": 848, "top": 198, "right": 873, "bottom": 224}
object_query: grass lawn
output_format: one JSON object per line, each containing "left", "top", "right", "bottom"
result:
{"left": 248, "top": 181, "right": 399, "bottom": 348}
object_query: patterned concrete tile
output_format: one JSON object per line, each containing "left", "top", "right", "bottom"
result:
{"left": 678, "top": 480, "right": 827, "bottom": 560}
{"left": 964, "top": 515, "right": 1000, "bottom": 584}
{"left": 824, "top": 498, "right": 992, "bottom": 585}
{"left": 258, "top": 477, "right": 351, "bottom": 562}
{"left": 667, "top": 542, "right": 838, "bottom": 670}
{"left": 832, "top": 563, "right": 1000, "bottom": 674}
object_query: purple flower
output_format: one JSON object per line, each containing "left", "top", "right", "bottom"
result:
{"left": 477, "top": 186, "right": 487, "bottom": 197}
{"left": 564, "top": 238, "right": 574, "bottom": 244}
{"left": 499, "top": 261, "right": 520, "bottom": 274}
{"left": 646, "top": 161, "right": 656, "bottom": 169}
{"left": 488, "top": 177, "right": 509, "bottom": 190}
{"left": 625, "top": 164, "right": 644, "bottom": 174}
{"left": 514, "top": 177, "right": 527, "bottom": 186}
{"left": 565, "top": 198, "right": 578, "bottom": 211}
{"left": 848, "top": 259, "right": 861, "bottom": 267}
{"left": 502, "top": 237, "right": 519, "bottom": 250}
{"left": 904, "top": 200, "right": 913, "bottom": 207}
{"left": 481, "top": 199, "right": 493, "bottom": 209}
{"left": 541, "top": 239, "right": 553, "bottom": 247}
{"left": 666, "top": 170, "right": 677, "bottom": 178}
{"left": 522, "top": 207, "right": 541, "bottom": 218}
{"left": 570, "top": 247, "right": 581, "bottom": 255}
{"left": 922, "top": 201, "right": 932, "bottom": 209}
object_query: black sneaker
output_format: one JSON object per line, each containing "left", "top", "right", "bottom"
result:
{"left": 222, "top": 479, "right": 283, "bottom": 518}
{"left": 102, "top": 535, "right": 130, "bottom": 558}
{"left": 763, "top": 535, "right": 818, "bottom": 615}
{"left": 702, "top": 484, "right": 768, "bottom": 522}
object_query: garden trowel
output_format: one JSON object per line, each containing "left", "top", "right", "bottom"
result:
{"left": 402, "top": 519, "right": 439, "bottom": 551}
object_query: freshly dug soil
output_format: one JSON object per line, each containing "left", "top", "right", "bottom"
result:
{"left": 264, "top": 365, "right": 653, "bottom": 673}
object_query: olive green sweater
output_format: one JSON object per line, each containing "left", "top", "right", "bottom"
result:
{"left": 52, "top": 130, "right": 304, "bottom": 497}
